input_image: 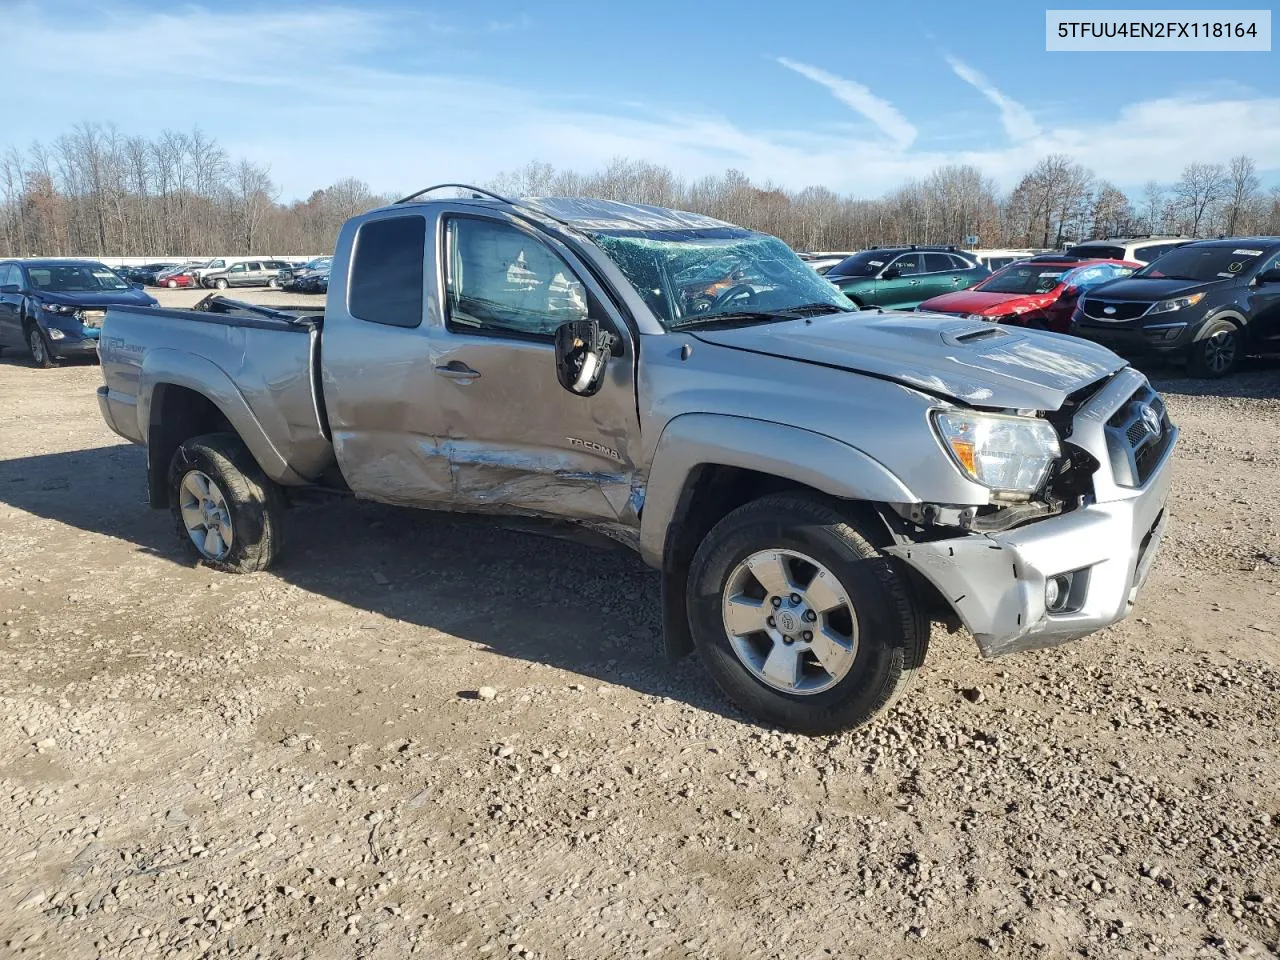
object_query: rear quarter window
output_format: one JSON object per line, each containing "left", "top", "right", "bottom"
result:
{"left": 349, "top": 215, "right": 426, "bottom": 328}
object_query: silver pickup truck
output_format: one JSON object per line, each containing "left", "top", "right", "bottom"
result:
{"left": 96, "top": 186, "right": 1177, "bottom": 733}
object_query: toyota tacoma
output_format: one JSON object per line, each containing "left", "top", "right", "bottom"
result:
{"left": 95, "top": 187, "right": 1178, "bottom": 733}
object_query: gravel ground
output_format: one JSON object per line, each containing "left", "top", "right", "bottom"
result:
{"left": 1, "top": 294, "right": 1278, "bottom": 959}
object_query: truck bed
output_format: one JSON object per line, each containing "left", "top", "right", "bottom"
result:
{"left": 98, "top": 297, "right": 336, "bottom": 486}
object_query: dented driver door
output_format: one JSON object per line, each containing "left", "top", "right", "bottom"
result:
{"left": 426, "top": 210, "right": 642, "bottom": 526}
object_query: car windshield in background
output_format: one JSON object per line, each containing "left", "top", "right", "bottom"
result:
{"left": 591, "top": 230, "right": 854, "bottom": 329}
{"left": 1066, "top": 245, "right": 1124, "bottom": 260}
{"left": 825, "top": 250, "right": 894, "bottom": 278}
{"left": 977, "top": 264, "right": 1067, "bottom": 295}
{"left": 28, "top": 264, "right": 130, "bottom": 292}
{"left": 1134, "top": 246, "right": 1267, "bottom": 282}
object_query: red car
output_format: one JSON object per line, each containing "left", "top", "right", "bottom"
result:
{"left": 917, "top": 256, "right": 1140, "bottom": 333}
{"left": 154, "top": 268, "right": 197, "bottom": 289}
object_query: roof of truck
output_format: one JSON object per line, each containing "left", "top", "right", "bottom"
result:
{"left": 395, "top": 193, "right": 738, "bottom": 234}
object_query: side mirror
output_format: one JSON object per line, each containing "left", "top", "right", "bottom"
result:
{"left": 1062, "top": 285, "right": 1081, "bottom": 298}
{"left": 1253, "top": 269, "right": 1280, "bottom": 286}
{"left": 880, "top": 267, "right": 901, "bottom": 280}
{"left": 131, "top": 281, "right": 144, "bottom": 289}
{"left": 554, "top": 318, "right": 617, "bottom": 397}
{"left": 0, "top": 284, "right": 20, "bottom": 294}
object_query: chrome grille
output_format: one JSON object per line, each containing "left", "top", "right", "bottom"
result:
{"left": 1105, "top": 385, "right": 1172, "bottom": 487}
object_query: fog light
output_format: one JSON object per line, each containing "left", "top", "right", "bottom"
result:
{"left": 46, "top": 328, "right": 66, "bottom": 340}
{"left": 1046, "top": 574, "right": 1073, "bottom": 613}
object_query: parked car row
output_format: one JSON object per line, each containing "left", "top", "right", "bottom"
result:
{"left": 0, "top": 258, "right": 158, "bottom": 367}
{"left": 119, "top": 256, "right": 330, "bottom": 291}
{"left": 278, "top": 257, "right": 332, "bottom": 292}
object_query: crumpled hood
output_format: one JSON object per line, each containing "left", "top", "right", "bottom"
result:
{"left": 37, "top": 288, "right": 157, "bottom": 309}
{"left": 690, "top": 311, "right": 1126, "bottom": 411}
{"left": 919, "top": 289, "right": 1054, "bottom": 315}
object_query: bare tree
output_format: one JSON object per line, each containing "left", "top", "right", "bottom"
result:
{"left": 1090, "top": 183, "right": 1134, "bottom": 239}
{"left": 1222, "top": 155, "right": 1260, "bottom": 236}
{"left": 1140, "top": 181, "right": 1165, "bottom": 233}
{"left": 232, "top": 160, "right": 277, "bottom": 253}
{"left": 1174, "top": 162, "right": 1228, "bottom": 237}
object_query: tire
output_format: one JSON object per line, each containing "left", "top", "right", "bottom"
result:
{"left": 268, "top": 277, "right": 279, "bottom": 289}
{"left": 214, "top": 278, "right": 229, "bottom": 290}
{"left": 1186, "top": 318, "right": 1242, "bottom": 378}
{"left": 26, "top": 325, "right": 55, "bottom": 368}
{"left": 168, "top": 432, "right": 284, "bottom": 574}
{"left": 686, "top": 493, "right": 928, "bottom": 735}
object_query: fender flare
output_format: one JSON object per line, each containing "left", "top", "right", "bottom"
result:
{"left": 638, "top": 413, "right": 917, "bottom": 568}
{"left": 138, "top": 349, "right": 307, "bottom": 486}
{"left": 1197, "top": 310, "right": 1248, "bottom": 341}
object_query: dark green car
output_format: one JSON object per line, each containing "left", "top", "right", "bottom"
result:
{"left": 824, "top": 246, "right": 990, "bottom": 309}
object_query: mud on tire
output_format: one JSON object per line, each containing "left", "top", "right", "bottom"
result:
{"left": 168, "top": 432, "right": 284, "bottom": 574}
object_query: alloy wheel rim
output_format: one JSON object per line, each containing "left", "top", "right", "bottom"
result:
{"left": 721, "top": 549, "right": 859, "bottom": 696}
{"left": 179, "top": 470, "right": 234, "bottom": 560}
{"left": 1205, "top": 330, "right": 1236, "bottom": 373}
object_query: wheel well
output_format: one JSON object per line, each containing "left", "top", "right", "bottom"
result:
{"left": 658, "top": 465, "right": 901, "bottom": 659}
{"left": 147, "top": 384, "right": 235, "bottom": 508}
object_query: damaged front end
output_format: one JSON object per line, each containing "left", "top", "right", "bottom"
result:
{"left": 886, "top": 367, "right": 1177, "bottom": 658}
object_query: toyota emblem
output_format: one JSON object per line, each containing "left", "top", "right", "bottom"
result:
{"left": 1138, "top": 403, "right": 1162, "bottom": 438}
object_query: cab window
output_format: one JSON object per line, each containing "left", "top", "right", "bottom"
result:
{"left": 349, "top": 215, "right": 426, "bottom": 328}
{"left": 445, "top": 217, "right": 589, "bottom": 340}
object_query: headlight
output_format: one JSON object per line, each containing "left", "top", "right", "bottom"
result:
{"left": 1148, "top": 292, "right": 1205, "bottom": 316}
{"left": 41, "top": 303, "right": 76, "bottom": 315}
{"left": 932, "top": 411, "right": 1061, "bottom": 494}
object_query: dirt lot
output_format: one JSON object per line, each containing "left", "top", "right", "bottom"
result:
{"left": 1, "top": 292, "right": 1278, "bottom": 959}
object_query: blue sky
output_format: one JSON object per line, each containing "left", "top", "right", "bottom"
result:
{"left": 6, "top": 0, "right": 1278, "bottom": 200}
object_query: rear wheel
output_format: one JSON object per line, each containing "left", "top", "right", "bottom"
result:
{"left": 1187, "top": 319, "right": 1242, "bottom": 378}
{"left": 168, "top": 433, "right": 284, "bottom": 573}
{"left": 687, "top": 493, "right": 928, "bottom": 734}
{"left": 27, "top": 326, "right": 55, "bottom": 368}
{"left": 268, "top": 277, "right": 280, "bottom": 289}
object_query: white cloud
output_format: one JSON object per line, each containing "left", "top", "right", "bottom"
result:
{"left": 945, "top": 56, "right": 1041, "bottom": 142}
{"left": 776, "top": 57, "right": 918, "bottom": 150}
{"left": 3, "top": 4, "right": 1279, "bottom": 202}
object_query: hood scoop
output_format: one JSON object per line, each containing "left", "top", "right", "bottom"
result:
{"left": 951, "top": 325, "right": 1009, "bottom": 344}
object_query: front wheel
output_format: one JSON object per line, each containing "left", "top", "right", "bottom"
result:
{"left": 27, "top": 326, "right": 55, "bottom": 368}
{"left": 167, "top": 279, "right": 177, "bottom": 288}
{"left": 1187, "top": 319, "right": 1242, "bottom": 378}
{"left": 168, "top": 433, "right": 284, "bottom": 573}
{"left": 687, "top": 493, "right": 928, "bottom": 734}
{"left": 214, "top": 278, "right": 229, "bottom": 290}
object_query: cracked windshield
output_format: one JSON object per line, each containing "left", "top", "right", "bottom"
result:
{"left": 592, "top": 231, "right": 853, "bottom": 328}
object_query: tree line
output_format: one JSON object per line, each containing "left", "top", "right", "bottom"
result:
{"left": 1, "top": 123, "right": 1278, "bottom": 259}
{"left": 0, "top": 124, "right": 391, "bottom": 258}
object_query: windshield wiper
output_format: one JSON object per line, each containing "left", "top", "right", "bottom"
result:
{"left": 669, "top": 303, "right": 852, "bottom": 330}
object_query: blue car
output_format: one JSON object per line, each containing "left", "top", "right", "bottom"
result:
{"left": 0, "top": 259, "right": 159, "bottom": 367}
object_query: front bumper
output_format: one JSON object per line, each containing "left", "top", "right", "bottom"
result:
{"left": 1072, "top": 313, "right": 1207, "bottom": 358}
{"left": 47, "top": 330, "right": 101, "bottom": 358}
{"left": 887, "top": 367, "right": 1177, "bottom": 658}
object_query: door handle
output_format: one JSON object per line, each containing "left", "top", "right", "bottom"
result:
{"left": 952, "top": 277, "right": 961, "bottom": 284}
{"left": 434, "top": 361, "right": 481, "bottom": 381}
{"left": 908, "top": 280, "right": 920, "bottom": 286}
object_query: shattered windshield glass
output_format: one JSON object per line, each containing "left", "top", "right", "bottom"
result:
{"left": 591, "top": 229, "right": 854, "bottom": 328}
